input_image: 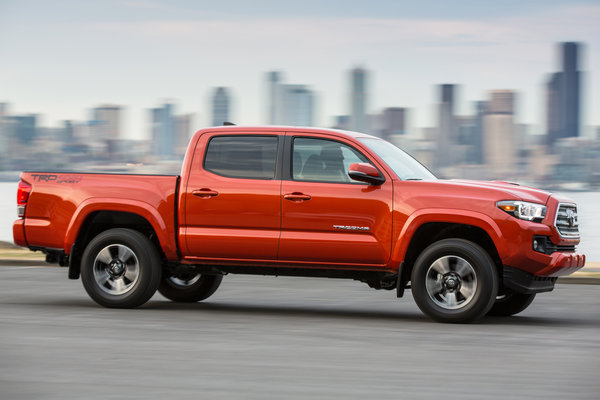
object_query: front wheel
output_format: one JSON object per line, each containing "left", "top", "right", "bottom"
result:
{"left": 411, "top": 239, "right": 498, "bottom": 323}
{"left": 158, "top": 272, "right": 222, "bottom": 303}
{"left": 488, "top": 290, "right": 536, "bottom": 316}
{"left": 80, "top": 228, "right": 161, "bottom": 308}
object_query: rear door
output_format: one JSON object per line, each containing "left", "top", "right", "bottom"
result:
{"left": 279, "top": 133, "right": 393, "bottom": 266}
{"left": 182, "top": 132, "right": 282, "bottom": 260}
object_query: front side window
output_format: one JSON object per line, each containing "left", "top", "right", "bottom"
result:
{"left": 204, "top": 135, "right": 278, "bottom": 179}
{"left": 292, "top": 137, "right": 369, "bottom": 183}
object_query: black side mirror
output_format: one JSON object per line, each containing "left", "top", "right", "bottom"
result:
{"left": 348, "top": 163, "right": 385, "bottom": 186}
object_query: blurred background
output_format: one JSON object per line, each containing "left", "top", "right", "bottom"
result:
{"left": 0, "top": 0, "right": 599, "bottom": 254}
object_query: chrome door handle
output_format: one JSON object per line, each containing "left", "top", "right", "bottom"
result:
{"left": 284, "top": 192, "right": 311, "bottom": 201}
{"left": 192, "top": 188, "right": 219, "bottom": 198}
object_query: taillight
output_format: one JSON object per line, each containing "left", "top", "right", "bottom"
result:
{"left": 17, "top": 180, "right": 32, "bottom": 218}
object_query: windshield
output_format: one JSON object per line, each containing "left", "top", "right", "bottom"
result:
{"left": 358, "top": 137, "right": 437, "bottom": 181}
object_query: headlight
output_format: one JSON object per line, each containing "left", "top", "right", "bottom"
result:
{"left": 497, "top": 200, "right": 547, "bottom": 222}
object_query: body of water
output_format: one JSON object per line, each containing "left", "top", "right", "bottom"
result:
{"left": 1, "top": 181, "right": 598, "bottom": 261}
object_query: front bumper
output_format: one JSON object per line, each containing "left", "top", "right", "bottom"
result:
{"left": 503, "top": 252, "right": 585, "bottom": 294}
{"left": 534, "top": 251, "right": 586, "bottom": 277}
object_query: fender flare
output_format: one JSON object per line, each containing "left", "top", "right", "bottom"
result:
{"left": 393, "top": 208, "right": 508, "bottom": 263}
{"left": 63, "top": 198, "right": 178, "bottom": 259}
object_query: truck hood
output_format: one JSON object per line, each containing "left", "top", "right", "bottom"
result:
{"left": 431, "top": 179, "right": 552, "bottom": 205}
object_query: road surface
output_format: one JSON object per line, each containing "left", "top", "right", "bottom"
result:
{"left": 1, "top": 266, "right": 599, "bottom": 399}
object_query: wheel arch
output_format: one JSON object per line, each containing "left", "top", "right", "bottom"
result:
{"left": 395, "top": 215, "right": 506, "bottom": 288}
{"left": 67, "top": 208, "right": 170, "bottom": 279}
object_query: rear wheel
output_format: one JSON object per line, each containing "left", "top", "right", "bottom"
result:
{"left": 80, "top": 228, "right": 161, "bottom": 308}
{"left": 411, "top": 239, "right": 498, "bottom": 323}
{"left": 158, "top": 272, "right": 222, "bottom": 302}
{"left": 488, "top": 290, "right": 536, "bottom": 316}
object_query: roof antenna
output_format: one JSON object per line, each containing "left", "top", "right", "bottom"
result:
{"left": 223, "top": 121, "right": 236, "bottom": 126}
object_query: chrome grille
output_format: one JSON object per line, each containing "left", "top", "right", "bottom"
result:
{"left": 554, "top": 203, "right": 580, "bottom": 239}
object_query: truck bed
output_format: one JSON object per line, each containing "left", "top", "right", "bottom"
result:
{"left": 15, "top": 172, "right": 179, "bottom": 257}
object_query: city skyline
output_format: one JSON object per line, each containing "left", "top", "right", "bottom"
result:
{"left": 1, "top": 1, "right": 599, "bottom": 140}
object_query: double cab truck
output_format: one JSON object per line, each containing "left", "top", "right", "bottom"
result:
{"left": 13, "top": 126, "right": 586, "bottom": 323}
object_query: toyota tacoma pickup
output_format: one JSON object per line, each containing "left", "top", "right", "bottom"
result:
{"left": 13, "top": 126, "right": 586, "bottom": 322}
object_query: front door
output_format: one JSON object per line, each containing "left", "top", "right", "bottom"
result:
{"left": 279, "top": 135, "right": 393, "bottom": 266}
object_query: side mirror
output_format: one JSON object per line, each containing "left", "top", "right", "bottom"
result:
{"left": 348, "top": 163, "right": 385, "bottom": 186}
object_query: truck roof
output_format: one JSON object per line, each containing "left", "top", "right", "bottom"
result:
{"left": 194, "top": 125, "right": 380, "bottom": 140}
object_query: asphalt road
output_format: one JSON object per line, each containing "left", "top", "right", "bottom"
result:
{"left": 1, "top": 266, "right": 599, "bottom": 400}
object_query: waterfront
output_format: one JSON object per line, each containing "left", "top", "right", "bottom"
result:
{"left": 1, "top": 181, "right": 598, "bottom": 261}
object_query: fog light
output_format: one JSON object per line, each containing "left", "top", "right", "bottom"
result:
{"left": 532, "top": 237, "right": 547, "bottom": 253}
{"left": 532, "top": 236, "right": 553, "bottom": 254}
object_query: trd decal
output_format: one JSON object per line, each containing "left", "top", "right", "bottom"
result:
{"left": 31, "top": 174, "right": 82, "bottom": 184}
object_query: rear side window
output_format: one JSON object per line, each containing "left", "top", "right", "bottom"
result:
{"left": 204, "top": 135, "right": 278, "bottom": 179}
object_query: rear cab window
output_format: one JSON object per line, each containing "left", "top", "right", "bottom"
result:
{"left": 204, "top": 135, "right": 278, "bottom": 179}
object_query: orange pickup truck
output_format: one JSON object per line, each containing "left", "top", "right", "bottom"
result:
{"left": 13, "top": 126, "right": 585, "bottom": 322}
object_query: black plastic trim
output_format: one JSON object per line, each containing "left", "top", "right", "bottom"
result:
{"left": 173, "top": 175, "right": 182, "bottom": 259}
{"left": 396, "top": 261, "right": 406, "bottom": 298}
{"left": 503, "top": 266, "right": 556, "bottom": 294}
{"left": 193, "top": 264, "right": 394, "bottom": 282}
{"left": 533, "top": 235, "right": 576, "bottom": 255}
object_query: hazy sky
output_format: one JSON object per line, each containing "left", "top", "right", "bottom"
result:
{"left": 1, "top": 0, "right": 599, "bottom": 140}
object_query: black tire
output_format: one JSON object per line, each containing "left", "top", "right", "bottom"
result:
{"left": 80, "top": 228, "right": 161, "bottom": 308}
{"left": 158, "top": 272, "right": 222, "bottom": 303}
{"left": 411, "top": 239, "right": 498, "bottom": 323}
{"left": 488, "top": 290, "right": 536, "bottom": 316}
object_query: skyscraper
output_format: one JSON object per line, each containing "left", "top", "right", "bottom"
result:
{"left": 546, "top": 42, "right": 581, "bottom": 146}
{"left": 350, "top": 67, "right": 368, "bottom": 133}
{"left": 484, "top": 90, "right": 516, "bottom": 178}
{"left": 175, "top": 114, "right": 192, "bottom": 156}
{"left": 267, "top": 71, "right": 282, "bottom": 124}
{"left": 380, "top": 107, "right": 407, "bottom": 140}
{"left": 150, "top": 102, "right": 175, "bottom": 159}
{"left": 5, "top": 114, "right": 37, "bottom": 144}
{"left": 281, "top": 85, "right": 314, "bottom": 126}
{"left": 435, "top": 84, "right": 457, "bottom": 170}
{"left": 92, "top": 105, "right": 121, "bottom": 141}
{"left": 471, "top": 101, "right": 487, "bottom": 164}
{"left": 211, "top": 87, "right": 230, "bottom": 126}
{"left": 265, "top": 71, "right": 314, "bottom": 126}
{"left": 0, "top": 103, "right": 7, "bottom": 167}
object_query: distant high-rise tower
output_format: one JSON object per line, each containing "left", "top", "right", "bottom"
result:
{"left": 472, "top": 101, "right": 487, "bottom": 164}
{"left": 212, "top": 87, "right": 230, "bottom": 126}
{"left": 5, "top": 114, "right": 37, "bottom": 144}
{"left": 546, "top": 42, "right": 581, "bottom": 146}
{"left": 281, "top": 85, "right": 314, "bottom": 126}
{"left": 265, "top": 71, "right": 314, "bottom": 126}
{"left": 267, "top": 71, "right": 282, "bottom": 124}
{"left": 150, "top": 102, "right": 175, "bottom": 159}
{"left": 350, "top": 67, "right": 368, "bottom": 133}
{"left": 175, "top": 114, "right": 192, "bottom": 156}
{"left": 92, "top": 105, "right": 121, "bottom": 141}
{"left": 0, "top": 103, "right": 7, "bottom": 165}
{"left": 381, "top": 108, "right": 407, "bottom": 140}
{"left": 484, "top": 90, "right": 516, "bottom": 178}
{"left": 435, "top": 84, "right": 457, "bottom": 170}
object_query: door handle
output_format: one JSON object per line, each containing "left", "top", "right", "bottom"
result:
{"left": 284, "top": 192, "right": 311, "bottom": 201}
{"left": 192, "top": 188, "right": 219, "bottom": 198}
